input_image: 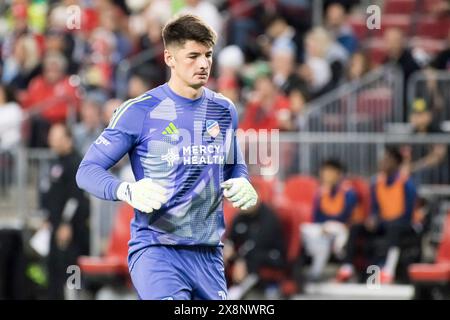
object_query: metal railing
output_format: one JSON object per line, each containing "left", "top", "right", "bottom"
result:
{"left": 301, "top": 66, "right": 404, "bottom": 132}
{"left": 244, "top": 132, "right": 450, "bottom": 189}
{"left": 407, "top": 70, "right": 450, "bottom": 124}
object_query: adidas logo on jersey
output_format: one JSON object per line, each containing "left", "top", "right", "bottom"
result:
{"left": 162, "top": 122, "right": 179, "bottom": 135}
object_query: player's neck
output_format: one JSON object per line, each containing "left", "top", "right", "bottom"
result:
{"left": 167, "top": 78, "right": 203, "bottom": 100}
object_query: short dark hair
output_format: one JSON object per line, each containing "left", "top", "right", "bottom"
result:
{"left": 321, "top": 158, "right": 346, "bottom": 173}
{"left": 385, "top": 146, "right": 403, "bottom": 165}
{"left": 162, "top": 14, "right": 217, "bottom": 48}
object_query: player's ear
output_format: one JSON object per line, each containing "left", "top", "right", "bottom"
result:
{"left": 164, "top": 49, "right": 174, "bottom": 68}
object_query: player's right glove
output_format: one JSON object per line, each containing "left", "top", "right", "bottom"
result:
{"left": 116, "top": 178, "right": 168, "bottom": 213}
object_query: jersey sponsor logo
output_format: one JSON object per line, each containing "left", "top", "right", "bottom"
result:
{"left": 206, "top": 120, "right": 220, "bottom": 138}
{"left": 182, "top": 144, "right": 224, "bottom": 165}
{"left": 162, "top": 122, "right": 179, "bottom": 135}
{"left": 95, "top": 135, "right": 111, "bottom": 146}
{"left": 161, "top": 147, "right": 180, "bottom": 167}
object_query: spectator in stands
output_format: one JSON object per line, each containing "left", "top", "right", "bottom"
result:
{"left": 225, "top": 0, "right": 264, "bottom": 51}
{"left": 325, "top": 2, "right": 359, "bottom": 55}
{"left": 102, "top": 98, "right": 123, "bottom": 128}
{"left": 217, "top": 45, "right": 245, "bottom": 116}
{"left": 402, "top": 98, "right": 447, "bottom": 184}
{"left": 0, "top": 85, "right": 22, "bottom": 151}
{"left": 39, "top": 123, "right": 90, "bottom": 299}
{"left": 338, "top": 148, "right": 416, "bottom": 283}
{"left": 72, "top": 93, "right": 104, "bottom": 155}
{"left": 239, "top": 72, "right": 290, "bottom": 131}
{"left": 179, "top": 0, "right": 224, "bottom": 44}
{"left": 285, "top": 81, "right": 310, "bottom": 131}
{"left": 20, "top": 51, "right": 80, "bottom": 147}
{"left": 301, "top": 159, "right": 357, "bottom": 281}
{"left": 300, "top": 27, "right": 347, "bottom": 98}
{"left": 136, "top": 13, "right": 167, "bottom": 88}
{"left": 2, "top": 34, "right": 41, "bottom": 91}
{"left": 430, "top": 29, "right": 450, "bottom": 71}
{"left": 224, "top": 201, "right": 286, "bottom": 296}
{"left": 127, "top": 72, "right": 153, "bottom": 99}
{"left": 383, "top": 28, "right": 421, "bottom": 121}
{"left": 99, "top": 4, "right": 132, "bottom": 64}
{"left": 346, "top": 51, "right": 370, "bottom": 81}
{"left": 270, "top": 40, "right": 303, "bottom": 95}
{"left": 259, "top": 14, "right": 299, "bottom": 60}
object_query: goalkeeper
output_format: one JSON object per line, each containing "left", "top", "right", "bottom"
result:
{"left": 76, "top": 14, "right": 257, "bottom": 300}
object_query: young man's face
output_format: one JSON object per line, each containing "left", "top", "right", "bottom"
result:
{"left": 165, "top": 40, "right": 213, "bottom": 89}
{"left": 320, "top": 167, "right": 341, "bottom": 186}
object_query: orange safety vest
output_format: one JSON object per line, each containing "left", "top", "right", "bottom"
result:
{"left": 375, "top": 173, "right": 407, "bottom": 221}
{"left": 319, "top": 181, "right": 355, "bottom": 218}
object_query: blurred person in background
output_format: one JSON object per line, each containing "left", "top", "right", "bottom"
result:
{"left": 301, "top": 159, "right": 357, "bottom": 282}
{"left": 281, "top": 81, "right": 310, "bottom": 131}
{"left": 365, "top": 147, "right": 417, "bottom": 284}
{"left": 102, "top": 98, "right": 123, "bottom": 128}
{"left": 325, "top": 2, "right": 358, "bottom": 55}
{"left": 127, "top": 71, "right": 154, "bottom": 99}
{"left": 217, "top": 45, "right": 245, "bottom": 115}
{"left": 430, "top": 29, "right": 450, "bottom": 71}
{"left": 2, "top": 34, "right": 41, "bottom": 91}
{"left": 136, "top": 13, "right": 167, "bottom": 87}
{"left": 259, "top": 14, "right": 299, "bottom": 61}
{"left": 224, "top": 200, "right": 286, "bottom": 297}
{"left": 299, "top": 27, "right": 348, "bottom": 98}
{"left": 20, "top": 51, "right": 80, "bottom": 148}
{"left": 0, "top": 85, "right": 23, "bottom": 195}
{"left": 270, "top": 41, "right": 303, "bottom": 95}
{"left": 239, "top": 72, "right": 290, "bottom": 131}
{"left": 179, "top": 0, "right": 224, "bottom": 46}
{"left": 0, "top": 85, "right": 23, "bottom": 151}
{"left": 72, "top": 93, "right": 105, "bottom": 155}
{"left": 39, "top": 123, "right": 90, "bottom": 299}
{"left": 346, "top": 51, "right": 370, "bottom": 82}
{"left": 402, "top": 97, "right": 447, "bottom": 184}
{"left": 383, "top": 28, "right": 421, "bottom": 122}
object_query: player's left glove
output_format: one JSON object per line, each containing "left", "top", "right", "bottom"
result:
{"left": 221, "top": 178, "right": 258, "bottom": 210}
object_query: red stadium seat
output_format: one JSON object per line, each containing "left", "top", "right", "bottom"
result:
{"left": 422, "top": 0, "right": 447, "bottom": 14}
{"left": 348, "top": 176, "right": 371, "bottom": 224}
{"left": 384, "top": 0, "right": 417, "bottom": 14}
{"left": 408, "top": 211, "right": 450, "bottom": 283}
{"left": 78, "top": 203, "right": 133, "bottom": 276}
{"left": 371, "top": 14, "right": 412, "bottom": 37}
{"left": 415, "top": 17, "right": 450, "bottom": 39}
{"left": 277, "top": 175, "right": 319, "bottom": 263}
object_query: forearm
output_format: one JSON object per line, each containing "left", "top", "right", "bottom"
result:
{"left": 76, "top": 161, "right": 122, "bottom": 201}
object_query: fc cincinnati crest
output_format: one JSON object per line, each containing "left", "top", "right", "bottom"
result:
{"left": 206, "top": 120, "right": 220, "bottom": 138}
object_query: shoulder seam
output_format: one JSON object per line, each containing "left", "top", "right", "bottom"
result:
{"left": 110, "top": 94, "right": 153, "bottom": 129}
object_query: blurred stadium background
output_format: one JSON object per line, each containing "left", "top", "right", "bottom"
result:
{"left": 0, "top": 0, "right": 449, "bottom": 300}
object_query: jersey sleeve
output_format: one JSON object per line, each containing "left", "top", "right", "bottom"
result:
{"left": 223, "top": 99, "right": 249, "bottom": 181}
{"left": 76, "top": 98, "right": 148, "bottom": 200}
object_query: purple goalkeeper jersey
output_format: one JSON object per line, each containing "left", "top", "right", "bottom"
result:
{"left": 76, "top": 83, "right": 248, "bottom": 257}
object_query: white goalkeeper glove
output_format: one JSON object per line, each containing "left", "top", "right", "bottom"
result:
{"left": 221, "top": 178, "right": 258, "bottom": 210}
{"left": 116, "top": 178, "right": 168, "bottom": 213}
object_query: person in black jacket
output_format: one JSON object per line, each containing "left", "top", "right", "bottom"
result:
{"left": 40, "top": 123, "right": 90, "bottom": 299}
{"left": 224, "top": 201, "right": 286, "bottom": 289}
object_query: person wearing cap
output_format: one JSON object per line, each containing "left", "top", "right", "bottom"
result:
{"left": 402, "top": 97, "right": 447, "bottom": 184}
